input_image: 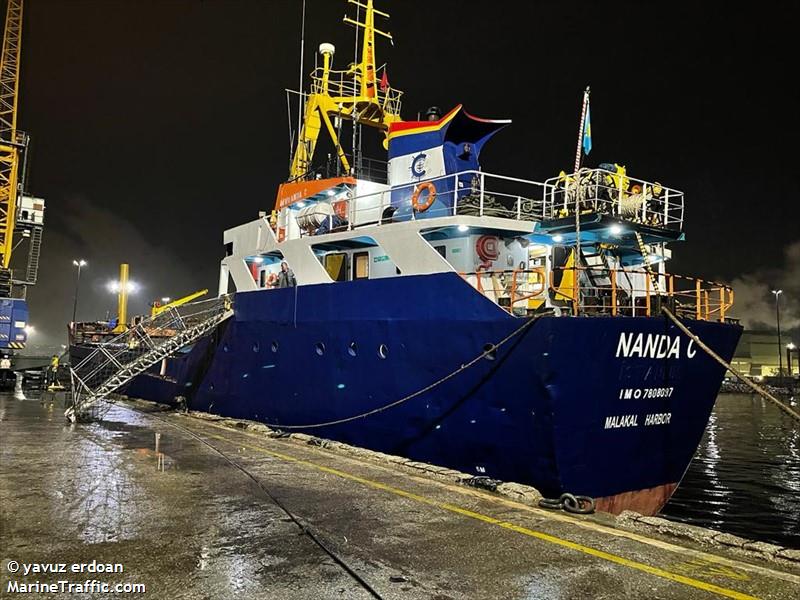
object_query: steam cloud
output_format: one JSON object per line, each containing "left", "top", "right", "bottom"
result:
{"left": 729, "top": 241, "right": 800, "bottom": 331}
{"left": 23, "top": 194, "right": 204, "bottom": 353}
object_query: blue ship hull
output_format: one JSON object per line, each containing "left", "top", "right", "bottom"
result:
{"left": 113, "top": 273, "right": 741, "bottom": 514}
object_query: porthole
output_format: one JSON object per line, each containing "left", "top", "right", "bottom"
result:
{"left": 378, "top": 344, "right": 389, "bottom": 359}
{"left": 222, "top": 344, "right": 229, "bottom": 353}
{"left": 252, "top": 342, "right": 260, "bottom": 353}
{"left": 271, "top": 341, "right": 279, "bottom": 353}
{"left": 348, "top": 342, "right": 358, "bottom": 357}
{"left": 483, "top": 343, "right": 497, "bottom": 361}
{"left": 315, "top": 342, "right": 326, "bottom": 356}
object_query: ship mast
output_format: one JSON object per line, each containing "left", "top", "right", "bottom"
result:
{"left": 288, "top": 0, "right": 403, "bottom": 181}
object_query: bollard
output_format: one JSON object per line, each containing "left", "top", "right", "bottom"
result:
{"left": 14, "top": 372, "right": 25, "bottom": 400}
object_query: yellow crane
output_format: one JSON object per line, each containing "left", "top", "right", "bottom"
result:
{"left": 150, "top": 289, "right": 209, "bottom": 318}
{"left": 289, "top": 0, "right": 403, "bottom": 180}
{"left": 0, "top": 0, "right": 23, "bottom": 279}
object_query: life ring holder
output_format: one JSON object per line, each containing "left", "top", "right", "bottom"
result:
{"left": 411, "top": 181, "right": 436, "bottom": 212}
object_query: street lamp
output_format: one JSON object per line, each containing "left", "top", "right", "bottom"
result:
{"left": 771, "top": 289, "right": 783, "bottom": 381}
{"left": 72, "top": 259, "right": 87, "bottom": 324}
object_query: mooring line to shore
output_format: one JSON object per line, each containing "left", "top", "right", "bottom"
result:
{"left": 251, "top": 312, "right": 545, "bottom": 430}
{"left": 662, "top": 308, "right": 800, "bottom": 424}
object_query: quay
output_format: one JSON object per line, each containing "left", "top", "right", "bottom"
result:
{"left": 2, "top": 394, "right": 798, "bottom": 599}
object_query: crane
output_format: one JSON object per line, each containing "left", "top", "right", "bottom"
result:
{"left": 150, "top": 289, "right": 209, "bottom": 318}
{"left": 0, "top": 0, "right": 23, "bottom": 279}
{"left": 0, "top": 0, "right": 45, "bottom": 380}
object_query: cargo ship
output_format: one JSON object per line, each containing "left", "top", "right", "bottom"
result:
{"left": 70, "top": 1, "right": 741, "bottom": 515}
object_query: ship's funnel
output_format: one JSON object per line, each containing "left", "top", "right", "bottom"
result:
{"left": 386, "top": 105, "right": 511, "bottom": 220}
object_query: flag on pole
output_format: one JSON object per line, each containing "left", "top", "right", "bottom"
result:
{"left": 379, "top": 69, "right": 389, "bottom": 92}
{"left": 582, "top": 102, "right": 592, "bottom": 155}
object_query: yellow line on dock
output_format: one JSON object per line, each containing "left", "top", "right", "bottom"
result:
{"left": 202, "top": 430, "right": 759, "bottom": 600}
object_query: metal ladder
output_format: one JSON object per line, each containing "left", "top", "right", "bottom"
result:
{"left": 65, "top": 295, "right": 233, "bottom": 423}
{"left": 24, "top": 224, "right": 42, "bottom": 284}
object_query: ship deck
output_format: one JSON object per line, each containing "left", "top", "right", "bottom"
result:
{"left": 2, "top": 393, "right": 798, "bottom": 599}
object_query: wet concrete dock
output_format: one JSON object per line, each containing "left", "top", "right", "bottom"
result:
{"left": 2, "top": 393, "right": 799, "bottom": 599}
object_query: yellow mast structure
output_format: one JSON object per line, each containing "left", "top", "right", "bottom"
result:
{"left": 289, "top": 0, "right": 403, "bottom": 180}
{"left": 0, "top": 0, "right": 23, "bottom": 273}
{"left": 113, "top": 263, "right": 130, "bottom": 333}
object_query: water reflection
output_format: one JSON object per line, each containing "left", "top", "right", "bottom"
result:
{"left": 662, "top": 393, "right": 800, "bottom": 548}
{"left": 57, "top": 422, "right": 142, "bottom": 544}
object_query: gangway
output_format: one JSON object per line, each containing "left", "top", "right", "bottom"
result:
{"left": 65, "top": 295, "right": 233, "bottom": 423}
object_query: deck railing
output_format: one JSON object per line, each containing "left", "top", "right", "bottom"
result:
{"left": 550, "top": 266, "right": 733, "bottom": 321}
{"left": 460, "top": 266, "right": 734, "bottom": 322}
{"left": 543, "top": 168, "right": 684, "bottom": 231}
{"left": 460, "top": 268, "right": 548, "bottom": 315}
{"left": 310, "top": 67, "right": 403, "bottom": 116}
{"left": 291, "top": 170, "right": 551, "bottom": 238}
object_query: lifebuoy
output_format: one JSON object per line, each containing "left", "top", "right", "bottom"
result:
{"left": 411, "top": 182, "right": 436, "bottom": 212}
{"left": 266, "top": 272, "right": 278, "bottom": 287}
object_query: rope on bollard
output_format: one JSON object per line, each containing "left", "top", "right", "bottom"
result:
{"left": 539, "top": 493, "right": 596, "bottom": 515}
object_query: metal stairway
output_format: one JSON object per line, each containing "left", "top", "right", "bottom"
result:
{"left": 24, "top": 224, "right": 42, "bottom": 284}
{"left": 65, "top": 295, "right": 233, "bottom": 423}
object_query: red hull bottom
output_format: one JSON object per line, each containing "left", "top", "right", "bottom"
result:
{"left": 594, "top": 482, "right": 678, "bottom": 516}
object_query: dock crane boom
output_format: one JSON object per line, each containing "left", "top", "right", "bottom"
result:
{"left": 0, "top": 0, "right": 23, "bottom": 278}
{"left": 0, "top": 0, "right": 45, "bottom": 375}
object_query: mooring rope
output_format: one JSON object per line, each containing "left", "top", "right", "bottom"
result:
{"left": 258, "top": 313, "right": 546, "bottom": 430}
{"left": 662, "top": 307, "right": 800, "bottom": 423}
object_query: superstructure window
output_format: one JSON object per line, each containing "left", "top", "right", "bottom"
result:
{"left": 324, "top": 252, "right": 348, "bottom": 282}
{"left": 353, "top": 252, "right": 369, "bottom": 279}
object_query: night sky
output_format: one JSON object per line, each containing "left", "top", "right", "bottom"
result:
{"left": 13, "top": 0, "right": 799, "bottom": 348}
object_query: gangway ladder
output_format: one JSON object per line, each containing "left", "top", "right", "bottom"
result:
{"left": 580, "top": 247, "right": 614, "bottom": 287}
{"left": 65, "top": 295, "right": 234, "bottom": 423}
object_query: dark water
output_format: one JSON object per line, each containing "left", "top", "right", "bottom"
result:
{"left": 661, "top": 393, "right": 800, "bottom": 549}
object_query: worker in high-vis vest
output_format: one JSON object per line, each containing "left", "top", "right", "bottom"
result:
{"left": 47, "top": 354, "right": 60, "bottom": 390}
